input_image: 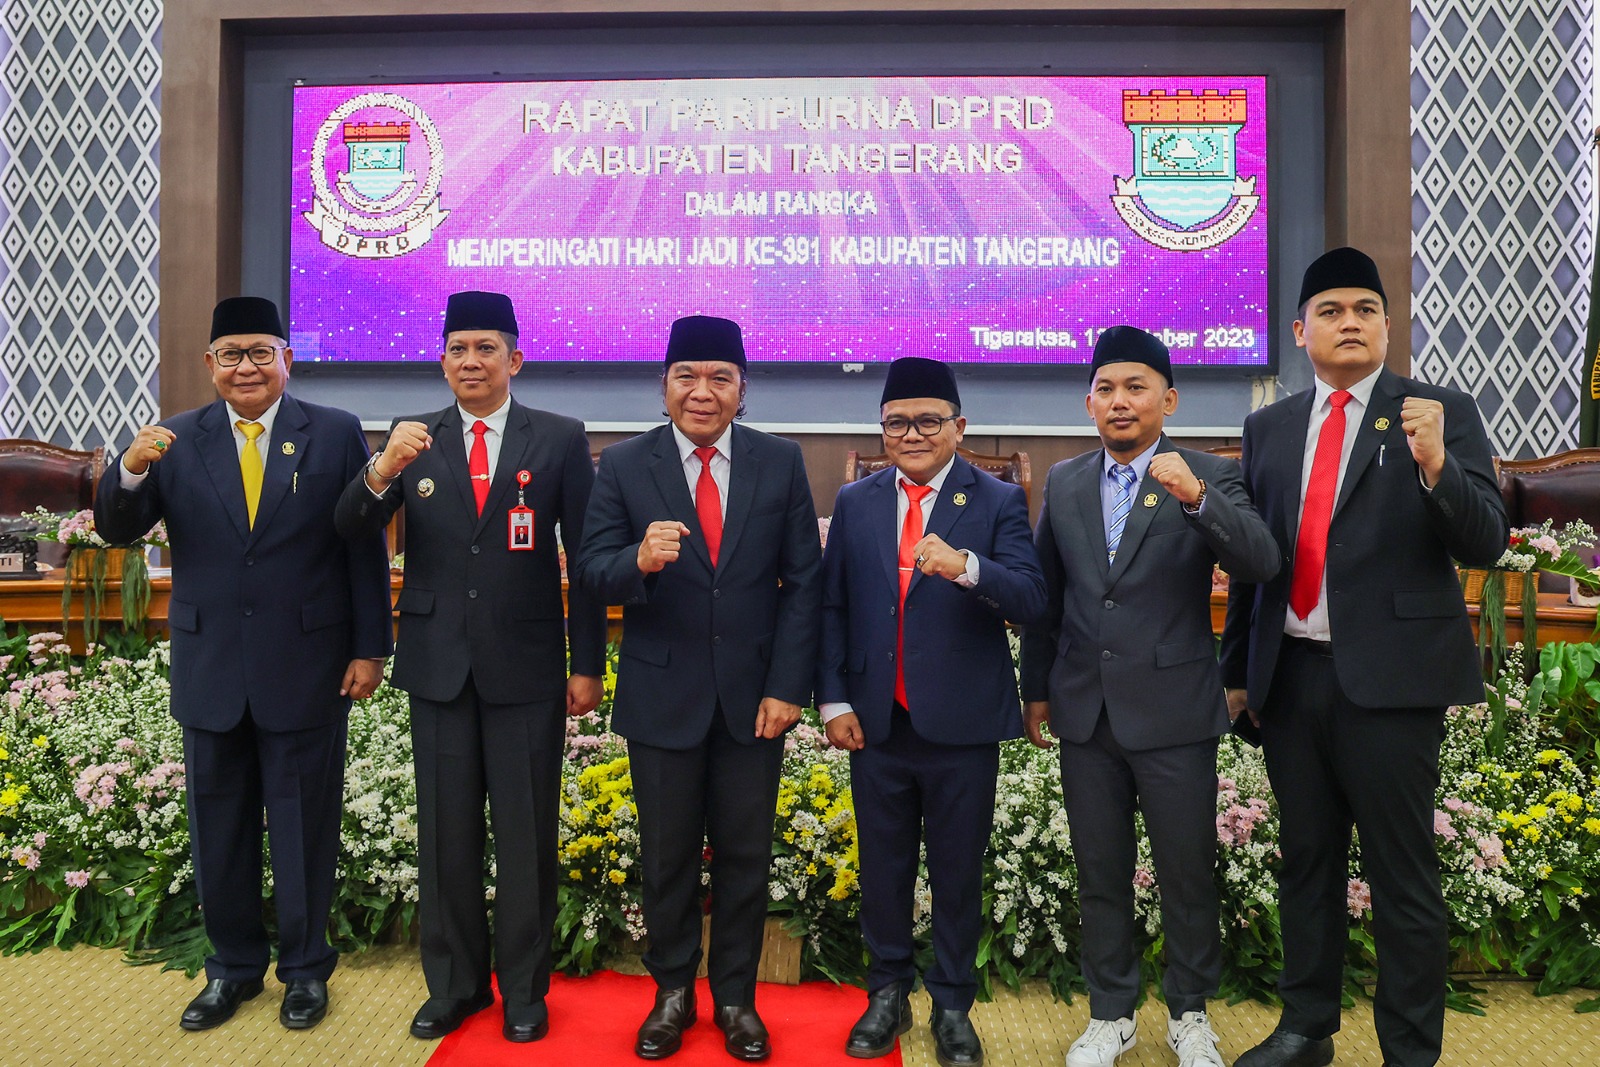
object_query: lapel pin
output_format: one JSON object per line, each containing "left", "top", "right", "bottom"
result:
{"left": 1143, "top": 493, "right": 1158, "bottom": 508}
{"left": 952, "top": 492, "right": 968, "bottom": 506}
{"left": 281, "top": 441, "right": 295, "bottom": 455}
{"left": 1374, "top": 417, "right": 1391, "bottom": 431}
{"left": 417, "top": 478, "right": 435, "bottom": 498}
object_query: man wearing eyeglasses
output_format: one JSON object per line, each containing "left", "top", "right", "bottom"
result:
{"left": 95, "top": 296, "right": 393, "bottom": 1033}
{"left": 817, "top": 356, "right": 1047, "bottom": 1067}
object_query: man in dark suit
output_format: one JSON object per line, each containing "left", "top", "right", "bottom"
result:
{"left": 817, "top": 357, "right": 1047, "bottom": 1067}
{"left": 1220, "top": 249, "right": 1507, "bottom": 1067}
{"left": 334, "top": 291, "right": 606, "bottom": 1043}
{"left": 95, "top": 296, "right": 393, "bottom": 1032}
{"left": 1019, "top": 327, "right": 1279, "bottom": 1067}
{"left": 574, "top": 315, "right": 821, "bottom": 1062}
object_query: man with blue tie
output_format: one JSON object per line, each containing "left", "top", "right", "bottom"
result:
{"left": 1020, "top": 327, "right": 1279, "bottom": 1067}
{"left": 95, "top": 296, "right": 393, "bottom": 1032}
{"left": 817, "top": 356, "right": 1047, "bottom": 1067}
{"left": 576, "top": 315, "right": 822, "bottom": 1062}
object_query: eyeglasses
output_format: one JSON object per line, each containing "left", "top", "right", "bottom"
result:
{"left": 880, "top": 415, "right": 958, "bottom": 438}
{"left": 209, "top": 345, "right": 284, "bottom": 367}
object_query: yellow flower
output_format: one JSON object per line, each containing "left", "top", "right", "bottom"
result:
{"left": 1521, "top": 825, "right": 1542, "bottom": 843}
{"left": 1529, "top": 804, "right": 1549, "bottom": 820}
{"left": 1539, "top": 864, "right": 1553, "bottom": 879}
{"left": 1582, "top": 818, "right": 1600, "bottom": 835}
{"left": 0, "top": 745, "right": 9, "bottom": 761}
{"left": 31, "top": 736, "right": 47, "bottom": 750}
{"left": 607, "top": 869, "right": 627, "bottom": 885}
{"left": 1570, "top": 886, "right": 1585, "bottom": 896}
{"left": 1537, "top": 750, "right": 1561, "bottom": 765}
{"left": 568, "top": 870, "right": 582, "bottom": 881}
{"left": 805, "top": 862, "right": 817, "bottom": 876}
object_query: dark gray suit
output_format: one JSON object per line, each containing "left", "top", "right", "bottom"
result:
{"left": 335, "top": 399, "right": 605, "bottom": 1010}
{"left": 1021, "top": 437, "right": 1278, "bottom": 1020}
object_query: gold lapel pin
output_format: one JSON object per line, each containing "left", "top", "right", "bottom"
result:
{"left": 952, "top": 492, "right": 968, "bottom": 506}
{"left": 281, "top": 441, "right": 295, "bottom": 455}
{"left": 417, "top": 478, "right": 435, "bottom": 498}
{"left": 1143, "top": 493, "right": 1158, "bottom": 508}
{"left": 1374, "top": 417, "right": 1391, "bottom": 431}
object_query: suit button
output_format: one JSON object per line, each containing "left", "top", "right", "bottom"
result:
{"left": 713, "top": 636, "right": 722, "bottom": 645}
{"left": 713, "top": 589, "right": 722, "bottom": 599}
{"left": 888, "top": 651, "right": 895, "bottom": 661}
{"left": 244, "top": 557, "right": 254, "bottom": 567}
{"left": 471, "top": 545, "right": 481, "bottom": 555}
{"left": 243, "top": 608, "right": 253, "bottom": 617}
{"left": 1104, "top": 599, "right": 1114, "bottom": 610}
{"left": 468, "top": 589, "right": 479, "bottom": 599}
{"left": 1101, "top": 650, "right": 1112, "bottom": 660}
{"left": 889, "top": 606, "right": 895, "bottom": 616}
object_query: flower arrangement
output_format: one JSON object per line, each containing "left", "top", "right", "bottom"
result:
{"left": 19, "top": 507, "right": 169, "bottom": 641}
{"left": 2, "top": 627, "right": 1598, "bottom": 1013}
{"left": 1472, "top": 520, "right": 1600, "bottom": 670}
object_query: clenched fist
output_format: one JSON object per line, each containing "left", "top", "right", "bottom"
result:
{"left": 1400, "top": 397, "right": 1446, "bottom": 487}
{"left": 637, "top": 520, "right": 691, "bottom": 573}
{"left": 369, "top": 421, "right": 433, "bottom": 490}
{"left": 122, "top": 425, "right": 176, "bottom": 476}
{"left": 1148, "top": 451, "right": 1203, "bottom": 505}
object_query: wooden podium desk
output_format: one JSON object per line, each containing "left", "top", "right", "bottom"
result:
{"left": 1206, "top": 589, "right": 1598, "bottom": 649}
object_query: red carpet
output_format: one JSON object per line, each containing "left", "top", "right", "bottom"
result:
{"left": 426, "top": 970, "right": 900, "bottom": 1066}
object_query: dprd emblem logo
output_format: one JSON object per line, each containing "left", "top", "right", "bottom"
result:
{"left": 1111, "top": 89, "right": 1260, "bottom": 252}
{"left": 302, "top": 91, "right": 448, "bottom": 259}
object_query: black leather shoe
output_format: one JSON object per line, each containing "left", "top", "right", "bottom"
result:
{"left": 1235, "top": 1030, "right": 1335, "bottom": 1067}
{"left": 279, "top": 978, "right": 328, "bottom": 1029}
{"left": 636, "top": 985, "right": 697, "bottom": 1059}
{"left": 179, "top": 977, "right": 264, "bottom": 1031}
{"left": 930, "top": 1006, "right": 984, "bottom": 1067}
{"left": 503, "top": 1000, "right": 550, "bottom": 1043}
{"left": 409, "top": 989, "right": 494, "bottom": 1039}
{"left": 714, "top": 1005, "right": 771, "bottom": 1062}
{"left": 846, "top": 985, "right": 912, "bottom": 1057}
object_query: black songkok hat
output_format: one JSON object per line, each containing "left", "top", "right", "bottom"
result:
{"left": 880, "top": 356, "right": 960, "bottom": 408}
{"left": 443, "top": 290, "right": 518, "bottom": 337}
{"left": 210, "top": 297, "right": 284, "bottom": 343}
{"left": 1090, "top": 325, "right": 1174, "bottom": 385}
{"left": 665, "top": 315, "right": 746, "bottom": 369}
{"left": 1297, "top": 246, "right": 1387, "bottom": 309}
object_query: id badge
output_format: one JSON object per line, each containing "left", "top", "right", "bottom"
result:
{"left": 508, "top": 506, "right": 535, "bottom": 550}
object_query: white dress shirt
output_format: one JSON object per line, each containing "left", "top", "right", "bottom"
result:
{"left": 120, "top": 397, "right": 283, "bottom": 489}
{"left": 1285, "top": 364, "right": 1383, "bottom": 642}
{"left": 459, "top": 396, "right": 512, "bottom": 484}
{"left": 670, "top": 422, "right": 732, "bottom": 519}
{"left": 819, "top": 454, "right": 980, "bottom": 724}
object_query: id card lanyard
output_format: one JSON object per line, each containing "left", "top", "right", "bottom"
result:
{"left": 508, "top": 469, "right": 534, "bottom": 550}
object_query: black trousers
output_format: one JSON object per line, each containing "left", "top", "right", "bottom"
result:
{"left": 411, "top": 676, "right": 565, "bottom": 1008}
{"left": 628, "top": 711, "right": 785, "bottom": 1007}
{"left": 850, "top": 710, "right": 999, "bottom": 1011}
{"left": 183, "top": 710, "right": 347, "bottom": 983}
{"left": 1060, "top": 710, "right": 1221, "bottom": 1020}
{"left": 1261, "top": 639, "right": 1448, "bottom": 1067}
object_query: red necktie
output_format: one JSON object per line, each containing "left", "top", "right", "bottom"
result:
{"left": 694, "top": 445, "right": 723, "bottom": 567}
{"left": 1289, "top": 390, "right": 1352, "bottom": 619}
{"left": 896, "top": 481, "right": 935, "bottom": 708}
{"left": 468, "top": 419, "right": 490, "bottom": 516}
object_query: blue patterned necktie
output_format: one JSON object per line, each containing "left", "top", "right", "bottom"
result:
{"left": 1107, "top": 463, "right": 1138, "bottom": 564}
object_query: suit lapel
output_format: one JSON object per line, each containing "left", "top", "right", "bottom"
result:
{"left": 474, "top": 402, "right": 534, "bottom": 540}
{"left": 1067, "top": 450, "right": 1111, "bottom": 586}
{"left": 647, "top": 426, "right": 713, "bottom": 572}
{"left": 1106, "top": 437, "right": 1173, "bottom": 587}
{"left": 196, "top": 401, "right": 250, "bottom": 543}
{"left": 1334, "top": 370, "right": 1404, "bottom": 518}
{"left": 869, "top": 467, "right": 900, "bottom": 593}
{"left": 909, "top": 458, "right": 976, "bottom": 598}
{"left": 247, "top": 394, "right": 308, "bottom": 544}
{"left": 1267, "top": 390, "right": 1315, "bottom": 547}
{"left": 713, "top": 425, "right": 759, "bottom": 572}
{"left": 432, "top": 407, "right": 477, "bottom": 520}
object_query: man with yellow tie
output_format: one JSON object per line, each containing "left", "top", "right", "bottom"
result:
{"left": 95, "top": 296, "right": 393, "bottom": 1034}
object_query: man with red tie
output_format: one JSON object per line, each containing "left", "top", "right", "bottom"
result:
{"left": 335, "top": 290, "right": 607, "bottom": 1043}
{"left": 816, "top": 357, "right": 1046, "bottom": 1067}
{"left": 575, "top": 315, "right": 822, "bottom": 1062}
{"left": 1221, "top": 249, "right": 1507, "bottom": 1067}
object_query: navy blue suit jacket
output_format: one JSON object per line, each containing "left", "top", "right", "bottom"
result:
{"left": 94, "top": 394, "right": 393, "bottom": 732}
{"left": 816, "top": 456, "right": 1048, "bottom": 746}
{"left": 575, "top": 423, "right": 822, "bottom": 749}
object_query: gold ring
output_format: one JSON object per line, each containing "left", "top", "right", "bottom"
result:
{"left": 153, "top": 440, "right": 166, "bottom": 450}
{"left": 915, "top": 555, "right": 925, "bottom": 566}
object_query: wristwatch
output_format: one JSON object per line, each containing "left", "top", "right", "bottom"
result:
{"left": 1182, "top": 479, "right": 1207, "bottom": 515}
{"left": 366, "top": 451, "right": 392, "bottom": 485}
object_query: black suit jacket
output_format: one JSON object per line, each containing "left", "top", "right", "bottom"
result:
{"left": 1219, "top": 369, "right": 1507, "bottom": 711}
{"left": 574, "top": 423, "right": 822, "bottom": 749}
{"left": 1021, "top": 438, "right": 1279, "bottom": 751}
{"left": 95, "top": 394, "right": 393, "bottom": 732}
{"left": 334, "top": 400, "right": 606, "bottom": 703}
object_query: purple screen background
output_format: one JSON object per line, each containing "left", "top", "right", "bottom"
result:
{"left": 290, "top": 76, "right": 1268, "bottom": 364}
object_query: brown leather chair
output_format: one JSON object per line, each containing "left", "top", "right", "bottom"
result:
{"left": 0, "top": 439, "right": 106, "bottom": 567}
{"left": 1496, "top": 448, "right": 1600, "bottom": 591}
{"left": 844, "top": 446, "right": 1032, "bottom": 508}
{"left": 1205, "top": 443, "right": 1243, "bottom": 462}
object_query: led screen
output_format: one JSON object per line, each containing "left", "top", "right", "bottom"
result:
{"left": 291, "top": 75, "right": 1268, "bottom": 364}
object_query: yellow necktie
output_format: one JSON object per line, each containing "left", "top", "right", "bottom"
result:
{"left": 237, "top": 420, "right": 265, "bottom": 528}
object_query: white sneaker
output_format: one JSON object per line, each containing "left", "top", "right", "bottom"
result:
{"left": 1065, "top": 1016, "right": 1136, "bottom": 1067}
{"left": 1167, "top": 1011, "right": 1227, "bottom": 1067}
